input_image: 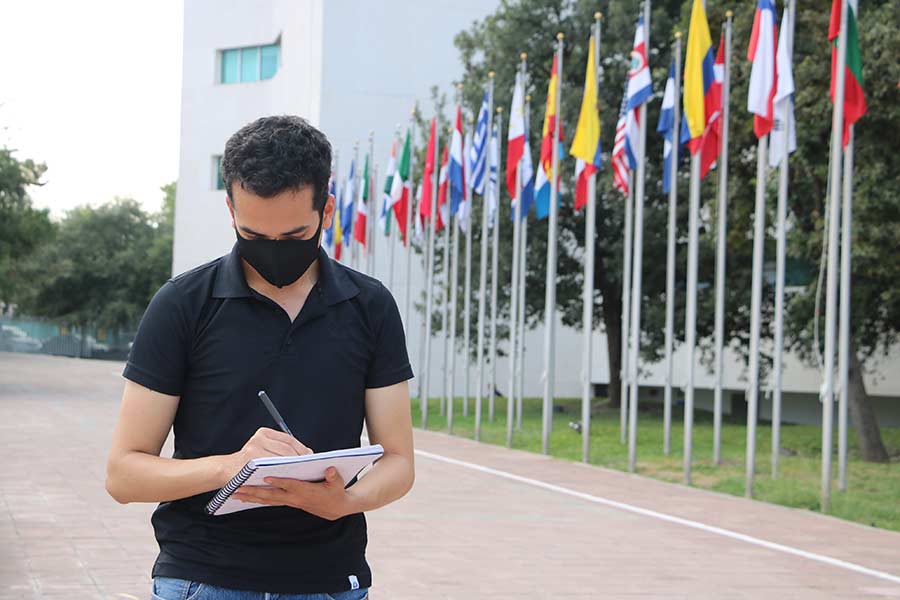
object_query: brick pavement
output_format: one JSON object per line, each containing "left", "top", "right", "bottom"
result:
{"left": 1, "top": 352, "right": 899, "bottom": 599}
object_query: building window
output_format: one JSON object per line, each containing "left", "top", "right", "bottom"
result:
{"left": 213, "top": 155, "right": 225, "bottom": 191}
{"left": 219, "top": 41, "right": 280, "bottom": 84}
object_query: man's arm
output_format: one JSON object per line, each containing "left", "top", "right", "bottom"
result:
{"left": 343, "top": 380, "right": 415, "bottom": 513}
{"left": 105, "top": 380, "right": 311, "bottom": 504}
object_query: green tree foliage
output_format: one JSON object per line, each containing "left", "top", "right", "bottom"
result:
{"left": 15, "top": 185, "right": 175, "bottom": 331}
{"left": 446, "top": 0, "right": 899, "bottom": 455}
{"left": 0, "top": 148, "right": 54, "bottom": 304}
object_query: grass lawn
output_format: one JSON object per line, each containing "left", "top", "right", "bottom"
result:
{"left": 410, "top": 395, "right": 900, "bottom": 532}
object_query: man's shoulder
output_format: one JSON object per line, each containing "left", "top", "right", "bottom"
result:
{"left": 331, "top": 260, "right": 391, "bottom": 303}
{"left": 168, "top": 255, "right": 226, "bottom": 297}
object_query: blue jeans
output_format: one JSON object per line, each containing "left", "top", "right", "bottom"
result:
{"left": 150, "top": 576, "right": 370, "bottom": 600}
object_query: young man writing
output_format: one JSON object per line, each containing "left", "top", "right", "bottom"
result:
{"left": 105, "top": 116, "right": 414, "bottom": 599}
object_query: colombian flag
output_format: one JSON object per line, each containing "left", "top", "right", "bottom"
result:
{"left": 683, "top": 0, "right": 715, "bottom": 155}
{"left": 535, "top": 54, "right": 564, "bottom": 220}
{"left": 570, "top": 33, "right": 602, "bottom": 211}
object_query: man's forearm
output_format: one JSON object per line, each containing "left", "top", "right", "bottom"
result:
{"left": 106, "top": 451, "right": 231, "bottom": 504}
{"left": 342, "top": 452, "right": 414, "bottom": 516}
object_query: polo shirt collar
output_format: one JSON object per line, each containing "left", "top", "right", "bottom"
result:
{"left": 212, "top": 243, "right": 359, "bottom": 305}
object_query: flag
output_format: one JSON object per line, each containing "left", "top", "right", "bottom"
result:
{"left": 334, "top": 183, "right": 344, "bottom": 261}
{"left": 657, "top": 61, "right": 677, "bottom": 194}
{"left": 506, "top": 71, "right": 526, "bottom": 199}
{"left": 353, "top": 154, "right": 369, "bottom": 246}
{"left": 747, "top": 0, "right": 779, "bottom": 138}
{"left": 626, "top": 15, "right": 653, "bottom": 110}
{"left": 488, "top": 122, "right": 499, "bottom": 228}
{"left": 570, "top": 33, "right": 602, "bottom": 211}
{"left": 535, "top": 54, "right": 563, "bottom": 220}
{"left": 381, "top": 140, "right": 397, "bottom": 236}
{"left": 325, "top": 167, "right": 337, "bottom": 248}
{"left": 684, "top": 0, "right": 716, "bottom": 152}
{"left": 389, "top": 130, "right": 412, "bottom": 244}
{"left": 449, "top": 105, "right": 466, "bottom": 218}
{"left": 520, "top": 113, "right": 535, "bottom": 218}
{"left": 612, "top": 79, "right": 638, "bottom": 196}
{"left": 699, "top": 37, "right": 725, "bottom": 178}
{"left": 420, "top": 118, "right": 437, "bottom": 223}
{"left": 830, "top": 0, "right": 866, "bottom": 146}
{"left": 770, "top": 10, "right": 797, "bottom": 167}
{"left": 340, "top": 159, "right": 355, "bottom": 246}
{"left": 460, "top": 128, "right": 473, "bottom": 230}
{"left": 470, "top": 90, "right": 490, "bottom": 195}
{"left": 414, "top": 182, "right": 424, "bottom": 244}
{"left": 436, "top": 143, "right": 449, "bottom": 232}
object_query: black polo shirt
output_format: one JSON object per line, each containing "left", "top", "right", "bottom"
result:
{"left": 122, "top": 244, "right": 412, "bottom": 594}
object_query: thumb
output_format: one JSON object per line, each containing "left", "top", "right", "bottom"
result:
{"left": 325, "top": 467, "right": 338, "bottom": 481}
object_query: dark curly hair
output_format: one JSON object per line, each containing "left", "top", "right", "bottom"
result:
{"left": 222, "top": 115, "right": 332, "bottom": 211}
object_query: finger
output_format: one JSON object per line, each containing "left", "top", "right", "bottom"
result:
{"left": 264, "top": 477, "right": 311, "bottom": 493}
{"left": 259, "top": 439, "right": 302, "bottom": 457}
{"left": 263, "top": 430, "right": 313, "bottom": 455}
{"left": 325, "top": 467, "right": 343, "bottom": 484}
{"left": 235, "top": 486, "right": 288, "bottom": 504}
{"left": 232, "top": 491, "right": 285, "bottom": 507}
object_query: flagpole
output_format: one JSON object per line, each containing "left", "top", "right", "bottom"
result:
{"left": 475, "top": 73, "right": 495, "bottom": 442}
{"left": 368, "top": 132, "right": 376, "bottom": 276}
{"left": 772, "top": 2, "right": 793, "bottom": 479}
{"left": 581, "top": 12, "right": 602, "bottom": 464}
{"left": 463, "top": 117, "right": 475, "bottom": 419}
{"left": 620, "top": 170, "right": 634, "bottom": 445}
{"left": 627, "top": 0, "right": 650, "bottom": 473}
{"left": 518, "top": 94, "right": 532, "bottom": 430}
{"left": 663, "top": 32, "right": 682, "bottom": 457}
{"left": 838, "top": 125, "right": 854, "bottom": 491}
{"left": 333, "top": 150, "right": 340, "bottom": 258}
{"left": 822, "top": 0, "right": 849, "bottom": 514}
{"left": 684, "top": 157, "right": 700, "bottom": 484}
{"left": 388, "top": 126, "right": 401, "bottom": 293}
{"left": 405, "top": 110, "right": 416, "bottom": 331}
{"left": 541, "top": 32, "right": 564, "bottom": 456}
{"left": 441, "top": 125, "right": 452, "bottom": 419}
{"left": 508, "top": 56, "right": 526, "bottom": 448}
{"left": 489, "top": 107, "right": 503, "bottom": 425}
{"left": 713, "top": 12, "right": 733, "bottom": 466}
{"left": 449, "top": 185, "right": 460, "bottom": 433}
{"left": 422, "top": 119, "right": 440, "bottom": 430}
{"left": 356, "top": 141, "right": 362, "bottom": 270}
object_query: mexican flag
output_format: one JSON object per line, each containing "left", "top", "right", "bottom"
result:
{"left": 830, "top": 0, "right": 866, "bottom": 147}
{"left": 381, "top": 140, "right": 397, "bottom": 237}
{"left": 389, "top": 130, "right": 411, "bottom": 245}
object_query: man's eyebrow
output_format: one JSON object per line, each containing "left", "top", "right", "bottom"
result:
{"left": 238, "top": 224, "right": 308, "bottom": 237}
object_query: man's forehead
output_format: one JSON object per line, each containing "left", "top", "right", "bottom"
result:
{"left": 231, "top": 183, "right": 316, "bottom": 209}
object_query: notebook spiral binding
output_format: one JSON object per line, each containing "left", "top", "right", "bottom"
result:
{"left": 205, "top": 462, "right": 258, "bottom": 515}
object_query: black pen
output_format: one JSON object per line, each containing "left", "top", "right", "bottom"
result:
{"left": 257, "top": 390, "right": 295, "bottom": 437}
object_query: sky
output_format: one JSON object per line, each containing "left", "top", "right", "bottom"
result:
{"left": 0, "top": 1, "right": 183, "bottom": 217}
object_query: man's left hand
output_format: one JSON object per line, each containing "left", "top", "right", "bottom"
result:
{"left": 231, "top": 467, "right": 354, "bottom": 521}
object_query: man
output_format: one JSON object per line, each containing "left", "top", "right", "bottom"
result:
{"left": 105, "top": 115, "right": 415, "bottom": 600}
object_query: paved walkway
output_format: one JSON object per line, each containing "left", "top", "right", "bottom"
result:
{"left": 1, "top": 352, "right": 899, "bottom": 599}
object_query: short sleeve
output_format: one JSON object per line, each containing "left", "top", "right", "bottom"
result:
{"left": 365, "top": 286, "right": 414, "bottom": 389}
{"left": 122, "top": 281, "right": 190, "bottom": 396}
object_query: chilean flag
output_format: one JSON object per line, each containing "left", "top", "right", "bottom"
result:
{"left": 747, "top": 0, "right": 779, "bottom": 138}
{"left": 699, "top": 37, "right": 725, "bottom": 179}
{"left": 449, "top": 105, "right": 466, "bottom": 218}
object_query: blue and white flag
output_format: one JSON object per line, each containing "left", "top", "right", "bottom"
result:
{"left": 657, "top": 61, "right": 677, "bottom": 194}
{"left": 469, "top": 90, "right": 490, "bottom": 196}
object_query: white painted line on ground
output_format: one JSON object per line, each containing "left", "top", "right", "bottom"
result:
{"left": 412, "top": 446, "right": 900, "bottom": 586}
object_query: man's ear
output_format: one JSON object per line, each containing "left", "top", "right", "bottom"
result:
{"left": 322, "top": 194, "right": 336, "bottom": 231}
{"left": 225, "top": 195, "right": 236, "bottom": 229}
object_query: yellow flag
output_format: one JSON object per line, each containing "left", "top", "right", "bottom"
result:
{"left": 570, "top": 35, "right": 601, "bottom": 165}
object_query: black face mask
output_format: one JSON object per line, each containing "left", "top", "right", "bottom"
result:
{"left": 235, "top": 212, "right": 323, "bottom": 288}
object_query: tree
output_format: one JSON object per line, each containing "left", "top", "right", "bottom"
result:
{"left": 446, "top": 0, "right": 897, "bottom": 460}
{"left": 0, "top": 148, "right": 54, "bottom": 307}
{"left": 15, "top": 187, "right": 175, "bottom": 333}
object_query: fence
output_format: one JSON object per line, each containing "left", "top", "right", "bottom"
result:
{"left": 0, "top": 316, "right": 135, "bottom": 361}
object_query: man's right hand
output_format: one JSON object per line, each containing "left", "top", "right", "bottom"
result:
{"left": 220, "top": 427, "right": 314, "bottom": 482}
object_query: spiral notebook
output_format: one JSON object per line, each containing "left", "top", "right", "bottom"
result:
{"left": 205, "top": 444, "right": 384, "bottom": 516}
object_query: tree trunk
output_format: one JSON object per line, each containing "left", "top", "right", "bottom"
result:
{"left": 602, "top": 290, "right": 623, "bottom": 411}
{"left": 848, "top": 336, "right": 889, "bottom": 463}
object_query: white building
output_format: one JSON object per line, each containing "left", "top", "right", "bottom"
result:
{"left": 173, "top": 0, "right": 899, "bottom": 427}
